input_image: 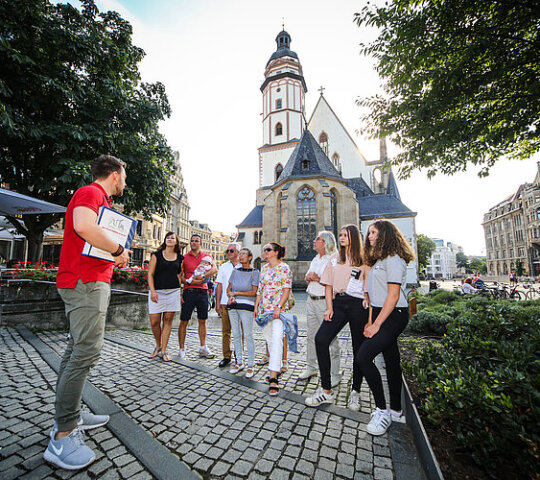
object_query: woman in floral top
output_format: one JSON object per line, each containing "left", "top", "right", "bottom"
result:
{"left": 254, "top": 242, "right": 292, "bottom": 395}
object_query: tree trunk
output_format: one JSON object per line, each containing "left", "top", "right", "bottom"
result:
{"left": 27, "top": 232, "right": 44, "bottom": 262}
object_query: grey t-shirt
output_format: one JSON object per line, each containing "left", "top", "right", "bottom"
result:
{"left": 229, "top": 268, "right": 260, "bottom": 306}
{"left": 367, "top": 255, "right": 408, "bottom": 308}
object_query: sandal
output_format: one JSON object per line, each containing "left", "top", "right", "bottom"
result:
{"left": 281, "top": 360, "right": 288, "bottom": 374}
{"left": 265, "top": 372, "right": 281, "bottom": 384}
{"left": 256, "top": 355, "right": 269, "bottom": 366}
{"left": 268, "top": 377, "right": 279, "bottom": 396}
{"left": 149, "top": 347, "right": 161, "bottom": 359}
{"left": 162, "top": 353, "right": 172, "bottom": 362}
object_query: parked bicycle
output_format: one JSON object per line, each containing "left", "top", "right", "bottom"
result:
{"left": 522, "top": 284, "right": 540, "bottom": 300}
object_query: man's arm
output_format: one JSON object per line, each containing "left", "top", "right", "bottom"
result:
{"left": 191, "top": 264, "right": 219, "bottom": 285}
{"left": 215, "top": 282, "right": 223, "bottom": 314}
{"left": 73, "top": 206, "right": 130, "bottom": 266}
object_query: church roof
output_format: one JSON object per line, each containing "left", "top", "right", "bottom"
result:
{"left": 357, "top": 195, "right": 416, "bottom": 220}
{"left": 266, "top": 30, "right": 299, "bottom": 67}
{"left": 386, "top": 171, "right": 401, "bottom": 201}
{"left": 274, "top": 129, "right": 343, "bottom": 187}
{"left": 236, "top": 205, "right": 263, "bottom": 228}
{"left": 347, "top": 177, "right": 374, "bottom": 198}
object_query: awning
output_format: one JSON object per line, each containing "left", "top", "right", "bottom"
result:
{"left": 0, "top": 188, "right": 66, "bottom": 215}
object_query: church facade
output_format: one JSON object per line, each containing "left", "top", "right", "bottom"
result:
{"left": 237, "top": 30, "right": 418, "bottom": 286}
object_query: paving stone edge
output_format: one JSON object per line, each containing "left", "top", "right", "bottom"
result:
{"left": 17, "top": 326, "right": 200, "bottom": 480}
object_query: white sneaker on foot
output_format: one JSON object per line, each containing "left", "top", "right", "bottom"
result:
{"left": 245, "top": 366, "right": 255, "bottom": 378}
{"left": 298, "top": 369, "right": 318, "bottom": 380}
{"left": 390, "top": 410, "right": 406, "bottom": 423}
{"left": 178, "top": 348, "right": 186, "bottom": 360}
{"left": 43, "top": 427, "right": 95, "bottom": 470}
{"left": 366, "top": 408, "right": 392, "bottom": 435}
{"left": 348, "top": 390, "right": 361, "bottom": 412}
{"left": 305, "top": 388, "right": 335, "bottom": 407}
{"left": 199, "top": 346, "right": 215, "bottom": 359}
{"left": 229, "top": 364, "right": 244, "bottom": 374}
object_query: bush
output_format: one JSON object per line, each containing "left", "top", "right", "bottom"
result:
{"left": 426, "top": 289, "right": 462, "bottom": 305}
{"left": 409, "top": 310, "right": 453, "bottom": 335}
{"left": 407, "top": 303, "right": 540, "bottom": 478}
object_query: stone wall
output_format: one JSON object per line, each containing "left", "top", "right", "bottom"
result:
{"left": 0, "top": 282, "right": 151, "bottom": 330}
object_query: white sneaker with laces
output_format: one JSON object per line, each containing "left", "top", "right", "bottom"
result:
{"left": 245, "top": 366, "right": 254, "bottom": 378}
{"left": 366, "top": 408, "right": 392, "bottom": 435}
{"left": 229, "top": 364, "right": 244, "bottom": 374}
{"left": 199, "top": 346, "right": 215, "bottom": 359}
{"left": 178, "top": 348, "right": 186, "bottom": 360}
{"left": 305, "top": 388, "right": 335, "bottom": 407}
{"left": 348, "top": 390, "right": 361, "bottom": 411}
{"left": 43, "top": 427, "right": 95, "bottom": 470}
{"left": 390, "top": 410, "right": 406, "bottom": 423}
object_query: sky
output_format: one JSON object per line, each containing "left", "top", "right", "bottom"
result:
{"left": 93, "top": 0, "right": 538, "bottom": 256}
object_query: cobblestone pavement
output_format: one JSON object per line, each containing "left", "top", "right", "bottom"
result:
{"left": 1, "top": 322, "right": 424, "bottom": 480}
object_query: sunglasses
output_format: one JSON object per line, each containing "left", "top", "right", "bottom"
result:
{"left": 263, "top": 247, "right": 274, "bottom": 252}
{"left": 226, "top": 249, "right": 236, "bottom": 253}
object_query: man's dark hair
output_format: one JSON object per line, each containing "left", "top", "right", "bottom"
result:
{"left": 190, "top": 234, "right": 202, "bottom": 241}
{"left": 91, "top": 155, "right": 126, "bottom": 180}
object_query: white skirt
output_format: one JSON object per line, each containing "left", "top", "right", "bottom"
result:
{"left": 148, "top": 288, "right": 181, "bottom": 314}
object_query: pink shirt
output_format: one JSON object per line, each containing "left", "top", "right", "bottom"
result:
{"left": 320, "top": 252, "right": 354, "bottom": 298}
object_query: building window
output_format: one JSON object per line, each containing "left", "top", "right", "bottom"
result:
{"left": 275, "top": 122, "right": 283, "bottom": 136}
{"left": 297, "top": 186, "right": 316, "bottom": 258}
{"left": 253, "top": 230, "right": 262, "bottom": 245}
{"left": 136, "top": 220, "right": 142, "bottom": 236}
{"left": 318, "top": 132, "right": 328, "bottom": 155}
{"left": 330, "top": 189, "right": 338, "bottom": 238}
{"left": 275, "top": 164, "right": 283, "bottom": 182}
{"left": 275, "top": 99, "right": 282, "bottom": 110}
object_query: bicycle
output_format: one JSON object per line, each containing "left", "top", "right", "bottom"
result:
{"left": 499, "top": 283, "right": 525, "bottom": 300}
{"left": 522, "top": 284, "right": 540, "bottom": 300}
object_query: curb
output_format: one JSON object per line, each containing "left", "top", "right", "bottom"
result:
{"left": 401, "top": 375, "right": 445, "bottom": 480}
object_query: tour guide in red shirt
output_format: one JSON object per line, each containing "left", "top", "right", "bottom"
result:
{"left": 44, "top": 155, "right": 130, "bottom": 471}
{"left": 178, "top": 234, "right": 218, "bottom": 360}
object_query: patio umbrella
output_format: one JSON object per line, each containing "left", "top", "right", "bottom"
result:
{"left": 0, "top": 188, "right": 66, "bottom": 215}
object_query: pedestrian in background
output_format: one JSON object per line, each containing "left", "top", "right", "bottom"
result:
{"left": 361, "top": 219, "right": 415, "bottom": 435}
{"left": 147, "top": 232, "right": 183, "bottom": 362}
{"left": 226, "top": 248, "right": 259, "bottom": 377}
{"left": 300, "top": 231, "right": 341, "bottom": 385}
{"left": 305, "top": 225, "right": 368, "bottom": 409}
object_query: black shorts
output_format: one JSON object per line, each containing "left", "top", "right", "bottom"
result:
{"left": 180, "top": 288, "right": 208, "bottom": 321}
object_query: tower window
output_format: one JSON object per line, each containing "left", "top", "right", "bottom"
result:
{"left": 277, "top": 88, "right": 281, "bottom": 92}
{"left": 319, "top": 132, "right": 329, "bottom": 155}
{"left": 275, "top": 122, "right": 283, "bottom": 136}
{"left": 302, "top": 159, "right": 309, "bottom": 170}
{"left": 275, "top": 99, "right": 282, "bottom": 110}
{"left": 275, "top": 163, "right": 283, "bottom": 182}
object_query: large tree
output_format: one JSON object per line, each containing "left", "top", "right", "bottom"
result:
{"left": 0, "top": 0, "right": 176, "bottom": 260}
{"left": 416, "top": 234, "right": 436, "bottom": 274}
{"left": 355, "top": 0, "right": 540, "bottom": 178}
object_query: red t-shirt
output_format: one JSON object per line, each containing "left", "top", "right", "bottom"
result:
{"left": 56, "top": 183, "right": 113, "bottom": 288}
{"left": 183, "top": 250, "right": 212, "bottom": 290}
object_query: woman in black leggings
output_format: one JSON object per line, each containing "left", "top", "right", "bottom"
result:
{"left": 359, "top": 219, "right": 415, "bottom": 435}
{"left": 305, "top": 224, "right": 369, "bottom": 408}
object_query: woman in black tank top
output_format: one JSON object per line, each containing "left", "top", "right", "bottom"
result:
{"left": 147, "top": 232, "right": 183, "bottom": 362}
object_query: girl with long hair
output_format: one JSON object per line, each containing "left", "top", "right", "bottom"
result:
{"left": 305, "top": 224, "right": 369, "bottom": 409}
{"left": 360, "top": 219, "right": 414, "bottom": 435}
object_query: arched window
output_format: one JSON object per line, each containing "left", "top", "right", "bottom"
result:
{"left": 331, "top": 153, "right": 340, "bottom": 172}
{"left": 330, "top": 189, "right": 338, "bottom": 238}
{"left": 275, "top": 122, "right": 283, "bottom": 136}
{"left": 275, "top": 164, "right": 283, "bottom": 182}
{"left": 319, "top": 132, "right": 328, "bottom": 155}
{"left": 297, "top": 186, "right": 316, "bottom": 258}
{"left": 253, "top": 230, "right": 261, "bottom": 245}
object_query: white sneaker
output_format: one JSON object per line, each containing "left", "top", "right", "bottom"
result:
{"left": 366, "top": 408, "right": 392, "bottom": 435}
{"left": 298, "top": 369, "right": 318, "bottom": 380}
{"left": 178, "top": 348, "right": 186, "bottom": 360}
{"left": 229, "top": 364, "right": 244, "bottom": 374}
{"left": 348, "top": 390, "right": 361, "bottom": 412}
{"left": 305, "top": 388, "right": 335, "bottom": 407}
{"left": 199, "top": 346, "right": 215, "bottom": 359}
{"left": 245, "top": 366, "right": 254, "bottom": 378}
{"left": 390, "top": 410, "right": 406, "bottom": 423}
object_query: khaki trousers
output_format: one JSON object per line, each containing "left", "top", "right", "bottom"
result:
{"left": 221, "top": 307, "right": 232, "bottom": 359}
{"left": 56, "top": 280, "right": 110, "bottom": 431}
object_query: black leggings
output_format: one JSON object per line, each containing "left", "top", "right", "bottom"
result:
{"left": 315, "top": 295, "right": 368, "bottom": 391}
{"left": 355, "top": 307, "right": 408, "bottom": 411}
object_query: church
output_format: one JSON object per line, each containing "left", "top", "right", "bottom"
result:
{"left": 236, "top": 30, "right": 418, "bottom": 286}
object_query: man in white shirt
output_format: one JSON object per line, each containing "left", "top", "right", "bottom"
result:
{"left": 215, "top": 243, "right": 241, "bottom": 367}
{"left": 300, "top": 231, "right": 341, "bottom": 386}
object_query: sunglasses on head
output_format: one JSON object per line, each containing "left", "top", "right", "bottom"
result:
{"left": 226, "top": 249, "right": 236, "bottom": 253}
{"left": 264, "top": 247, "right": 274, "bottom": 252}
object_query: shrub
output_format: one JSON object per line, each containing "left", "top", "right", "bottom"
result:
{"left": 409, "top": 310, "right": 453, "bottom": 335}
{"left": 426, "top": 289, "right": 462, "bottom": 305}
{"left": 408, "top": 304, "right": 540, "bottom": 478}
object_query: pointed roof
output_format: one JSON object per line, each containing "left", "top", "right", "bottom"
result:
{"left": 236, "top": 205, "right": 263, "bottom": 228}
{"left": 386, "top": 171, "right": 401, "bottom": 201}
{"left": 274, "top": 129, "right": 343, "bottom": 187}
{"left": 357, "top": 195, "right": 416, "bottom": 220}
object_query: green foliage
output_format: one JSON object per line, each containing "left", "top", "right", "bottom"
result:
{"left": 456, "top": 251, "right": 469, "bottom": 271}
{"left": 0, "top": 0, "right": 175, "bottom": 259}
{"left": 425, "top": 289, "right": 462, "bottom": 305}
{"left": 409, "top": 310, "right": 453, "bottom": 335}
{"left": 469, "top": 257, "right": 487, "bottom": 275}
{"left": 354, "top": 0, "right": 540, "bottom": 178}
{"left": 416, "top": 234, "right": 436, "bottom": 273}
{"left": 406, "top": 302, "right": 540, "bottom": 477}
{"left": 515, "top": 259, "right": 525, "bottom": 277}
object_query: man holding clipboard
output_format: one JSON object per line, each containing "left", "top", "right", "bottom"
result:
{"left": 44, "top": 155, "right": 130, "bottom": 471}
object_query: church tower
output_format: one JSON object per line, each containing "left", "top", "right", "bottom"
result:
{"left": 258, "top": 30, "right": 307, "bottom": 187}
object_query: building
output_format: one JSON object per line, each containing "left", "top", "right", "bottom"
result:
{"left": 425, "top": 239, "right": 460, "bottom": 279}
{"left": 483, "top": 163, "right": 540, "bottom": 277}
{"left": 237, "top": 30, "right": 418, "bottom": 285}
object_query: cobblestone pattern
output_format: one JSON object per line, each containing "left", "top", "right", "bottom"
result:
{"left": 106, "top": 324, "right": 378, "bottom": 415}
{"left": 0, "top": 328, "right": 153, "bottom": 480}
{"left": 39, "top": 330, "right": 394, "bottom": 480}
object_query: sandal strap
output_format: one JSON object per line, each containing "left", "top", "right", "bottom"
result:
{"left": 268, "top": 378, "right": 279, "bottom": 385}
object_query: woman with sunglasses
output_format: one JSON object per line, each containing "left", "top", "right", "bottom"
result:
{"left": 226, "top": 248, "right": 259, "bottom": 378}
{"left": 305, "top": 224, "right": 368, "bottom": 409}
{"left": 360, "top": 219, "right": 414, "bottom": 435}
{"left": 254, "top": 242, "right": 292, "bottom": 395}
{"left": 147, "top": 232, "right": 184, "bottom": 362}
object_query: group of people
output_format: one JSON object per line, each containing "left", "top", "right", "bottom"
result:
{"left": 44, "top": 154, "right": 415, "bottom": 472}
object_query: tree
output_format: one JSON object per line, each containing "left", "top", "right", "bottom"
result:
{"left": 469, "top": 257, "right": 487, "bottom": 275}
{"left": 354, "top": 0, "right": 540, "bottom": 178}
{"left": 515, "top": 259, "right": 525, "bottom": 276}
{"left": 416, "top": 234, "right": 436, "bottom": 274}
{"left": 0, "top": 0, "right": 176, "bottom": 260}
{"left": 456, "top": 251, "right": 469, "bottom": 271}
